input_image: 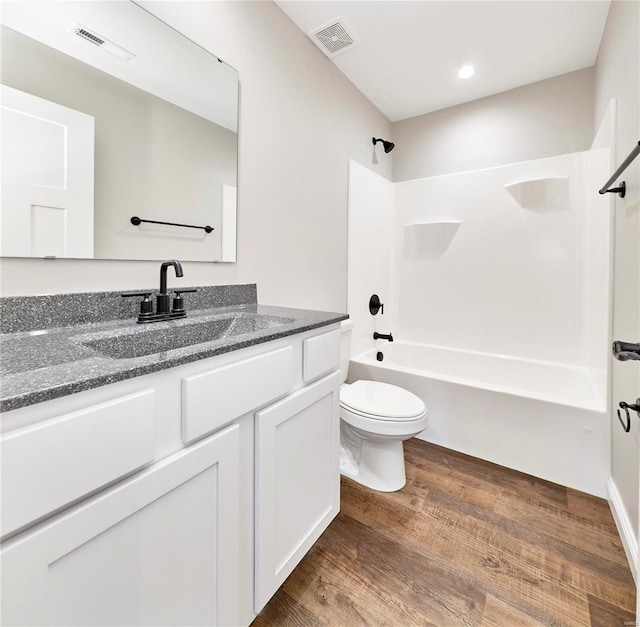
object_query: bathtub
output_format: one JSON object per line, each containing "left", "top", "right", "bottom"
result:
{"left": 348, "top": 341, "right": 608, "bottom": 497}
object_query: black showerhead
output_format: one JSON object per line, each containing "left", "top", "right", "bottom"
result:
{"left": 372, "top": 137, "right": 395, "bottom": 153}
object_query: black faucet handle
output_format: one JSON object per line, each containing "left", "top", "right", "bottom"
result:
{"left": 171, "top": 290, "right": 192, "bottom": 316}
{"left": 121, "top": 291, "right": 153, "bottom": 298}
{"left": 369, "top": 294, "right": 384, "bottom": 316}
{"left": 122, "top": 291, "right": 154, "bottom": 320}
{"left": 172, "top": 289, "right": 197, "bottom": 315}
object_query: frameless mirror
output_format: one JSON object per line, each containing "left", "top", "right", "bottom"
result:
{"left": 0, "top": 1, "right": 238, "bottom": 262}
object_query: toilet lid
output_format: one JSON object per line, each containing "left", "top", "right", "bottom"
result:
{"left": 340, "top": 380, "right": 426, "bottom": 421}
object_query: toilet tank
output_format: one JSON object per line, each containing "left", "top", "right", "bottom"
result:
{"left": 339, "top": 319, "right": 353, "bottom": 383}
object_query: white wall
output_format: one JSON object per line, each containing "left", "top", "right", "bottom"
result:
{"left": 393, "top": 151, "right": 610, "bottom": 371}
{"left": 594, "top": 0, "right": 640, "bottom": 545}
{"left": 392, "top": 68, "right": 594, "bottom": 182}
{"left": 0, "top": 1, "right": 392, "bottom": 311}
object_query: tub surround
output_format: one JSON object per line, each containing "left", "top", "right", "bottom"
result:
{"left": 0, "top": 284, "right": 348, "bottom": 412}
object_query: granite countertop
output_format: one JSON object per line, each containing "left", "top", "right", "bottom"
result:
{"left": 0, "top": 286, "right": 347, "bottom": 412}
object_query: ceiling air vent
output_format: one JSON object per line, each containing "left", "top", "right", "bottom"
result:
{"left": 71, "top": 24, "right": 136, "bottom": 62}
{"left": 308, "top": 18, "right": 359, "bottom": 58}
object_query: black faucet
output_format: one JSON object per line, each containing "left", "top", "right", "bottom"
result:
{"left": 121, "top": 259, "right": 196, "bottom": 323}
{"left": 373, "top": 331, "right": 394, "bottom": 342}
{"left": 157, "top": 260, "right": 184, "bottom": 315}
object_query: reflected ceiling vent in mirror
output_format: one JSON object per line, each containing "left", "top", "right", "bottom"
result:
{"left": 308, "top": 18, "right": 360, "bottom": 58}
{"left": 71, "top": 24, "right": 136, "bottom": 62}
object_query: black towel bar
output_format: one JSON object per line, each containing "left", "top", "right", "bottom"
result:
{"left": 131, "top": 216, "right": 213, "bottom": 233}
{"left": 599, "top": 140, "right": 640, "bottom": 198}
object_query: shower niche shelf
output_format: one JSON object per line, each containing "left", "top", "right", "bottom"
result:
{"left": 403, "top": 220, "right": 461, "bottom": 256}
{"left": 403, "top": 220, "right": 462, "bottom": 228}
{"left": 504, "top": 177, "right": 569, "bottom": 209}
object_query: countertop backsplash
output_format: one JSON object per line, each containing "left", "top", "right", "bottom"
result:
{"left": 0, "top": 284, "right": 258, "bottom": 334}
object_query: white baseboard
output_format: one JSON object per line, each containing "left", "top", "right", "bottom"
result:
{"left": 607, "top": 476, "right": 638, "bottom": 583}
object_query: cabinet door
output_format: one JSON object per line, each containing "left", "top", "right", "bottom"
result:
{"left": 1, "top": 423, "right": 240, "bottom": 627}
{"left": 255, "top": 371, "right": 340, "bottom": 612}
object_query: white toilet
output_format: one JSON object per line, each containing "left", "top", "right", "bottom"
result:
{"left": 339, "top": 320, "right": 427, "bottom": 492}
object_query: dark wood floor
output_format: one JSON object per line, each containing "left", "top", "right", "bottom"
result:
{"left": 254, "top": 438, "right": 636, "bottom": 627}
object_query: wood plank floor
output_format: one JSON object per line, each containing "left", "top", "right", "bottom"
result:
{"left": 253, "top": 438, "right": 636, "bottom": 627}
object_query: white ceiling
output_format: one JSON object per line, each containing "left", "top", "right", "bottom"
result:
{"left": 275, "top": 1, "right": 611, "bottom": 122}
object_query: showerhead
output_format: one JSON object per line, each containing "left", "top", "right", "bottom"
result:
{"left": 372, "top": 137, "right": 395, "bottom": 153}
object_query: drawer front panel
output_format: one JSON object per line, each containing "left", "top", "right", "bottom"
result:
{"left": 1, "top": 389, "right": 155, "bottom": 538}
{"left": 303, "top": 329, "right": 340, "bottom": 383}
{"left": 182, "top": 346, "right": 294, "bottom": 443}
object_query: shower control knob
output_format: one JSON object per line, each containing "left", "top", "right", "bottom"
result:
{"left": 369, "top": 294, "right": 384, "bottom": 316}
{"left": 613, "top": 340, "right": 640, "bottom": 361}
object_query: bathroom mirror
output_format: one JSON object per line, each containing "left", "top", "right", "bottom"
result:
{"left": 0, "top": 1, "right": 238, "bottom": 262}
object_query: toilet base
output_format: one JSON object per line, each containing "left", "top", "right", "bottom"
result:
{"left": 340, "top": 437, "right": 407, "bottom": 492}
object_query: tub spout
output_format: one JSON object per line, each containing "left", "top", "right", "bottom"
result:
{"left": 373, "top": 332, "right": 394, "bottom": 342}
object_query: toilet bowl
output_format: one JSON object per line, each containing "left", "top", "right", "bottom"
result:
{"left": 339, "top": 320, "right": 427, "bottom": 492}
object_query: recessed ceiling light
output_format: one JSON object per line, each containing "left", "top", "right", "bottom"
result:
{"left": 458, "top": 65, "right": 475, "bottom": 79}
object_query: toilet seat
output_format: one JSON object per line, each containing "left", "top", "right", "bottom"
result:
{"left": 340, "top": 380, "right": 426, "bottom": 421}
{"left": 340, "top": 402, "right": 427, "bottom": 439}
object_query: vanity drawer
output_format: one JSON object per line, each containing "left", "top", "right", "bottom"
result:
{"left": 303, "top": 329, "right": 340, "bottom": 383}
{"left": 182, "top": 346, "right": 294, "bottom": 443}
{"left": 1, "top": 389, "right": 155, "bottom": 539}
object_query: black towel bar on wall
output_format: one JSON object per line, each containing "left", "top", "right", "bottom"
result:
{"left": 130, "top": 216, "right": 214, "bottom": 233}
{"left": 599, "top": 140, "right": 640, "bottom": 198}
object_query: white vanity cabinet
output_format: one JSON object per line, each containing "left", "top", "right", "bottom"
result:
{"left": 0, "top": 322, "right": 342, "bottom": 627}
{"left": 255, "top": 370, "right": 341, "bottom": 612}
{"left": 1, "top": 424, "right": 241, "bottom": 627}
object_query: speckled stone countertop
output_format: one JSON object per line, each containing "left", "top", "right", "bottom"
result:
{"left": 0, "top": 285, "right": 347, "bottom": 412}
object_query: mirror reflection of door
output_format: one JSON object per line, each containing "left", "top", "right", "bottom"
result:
{"left": 1, "top": 85, "right": 94, "bottom": 258}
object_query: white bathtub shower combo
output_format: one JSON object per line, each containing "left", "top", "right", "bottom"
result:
{"left": 347, "top": 147, "right": 611, "bottom": 497}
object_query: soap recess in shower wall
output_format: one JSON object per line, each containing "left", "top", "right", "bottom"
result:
{"left": 504, "top": 177, "right": 569, "bottom": 209}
